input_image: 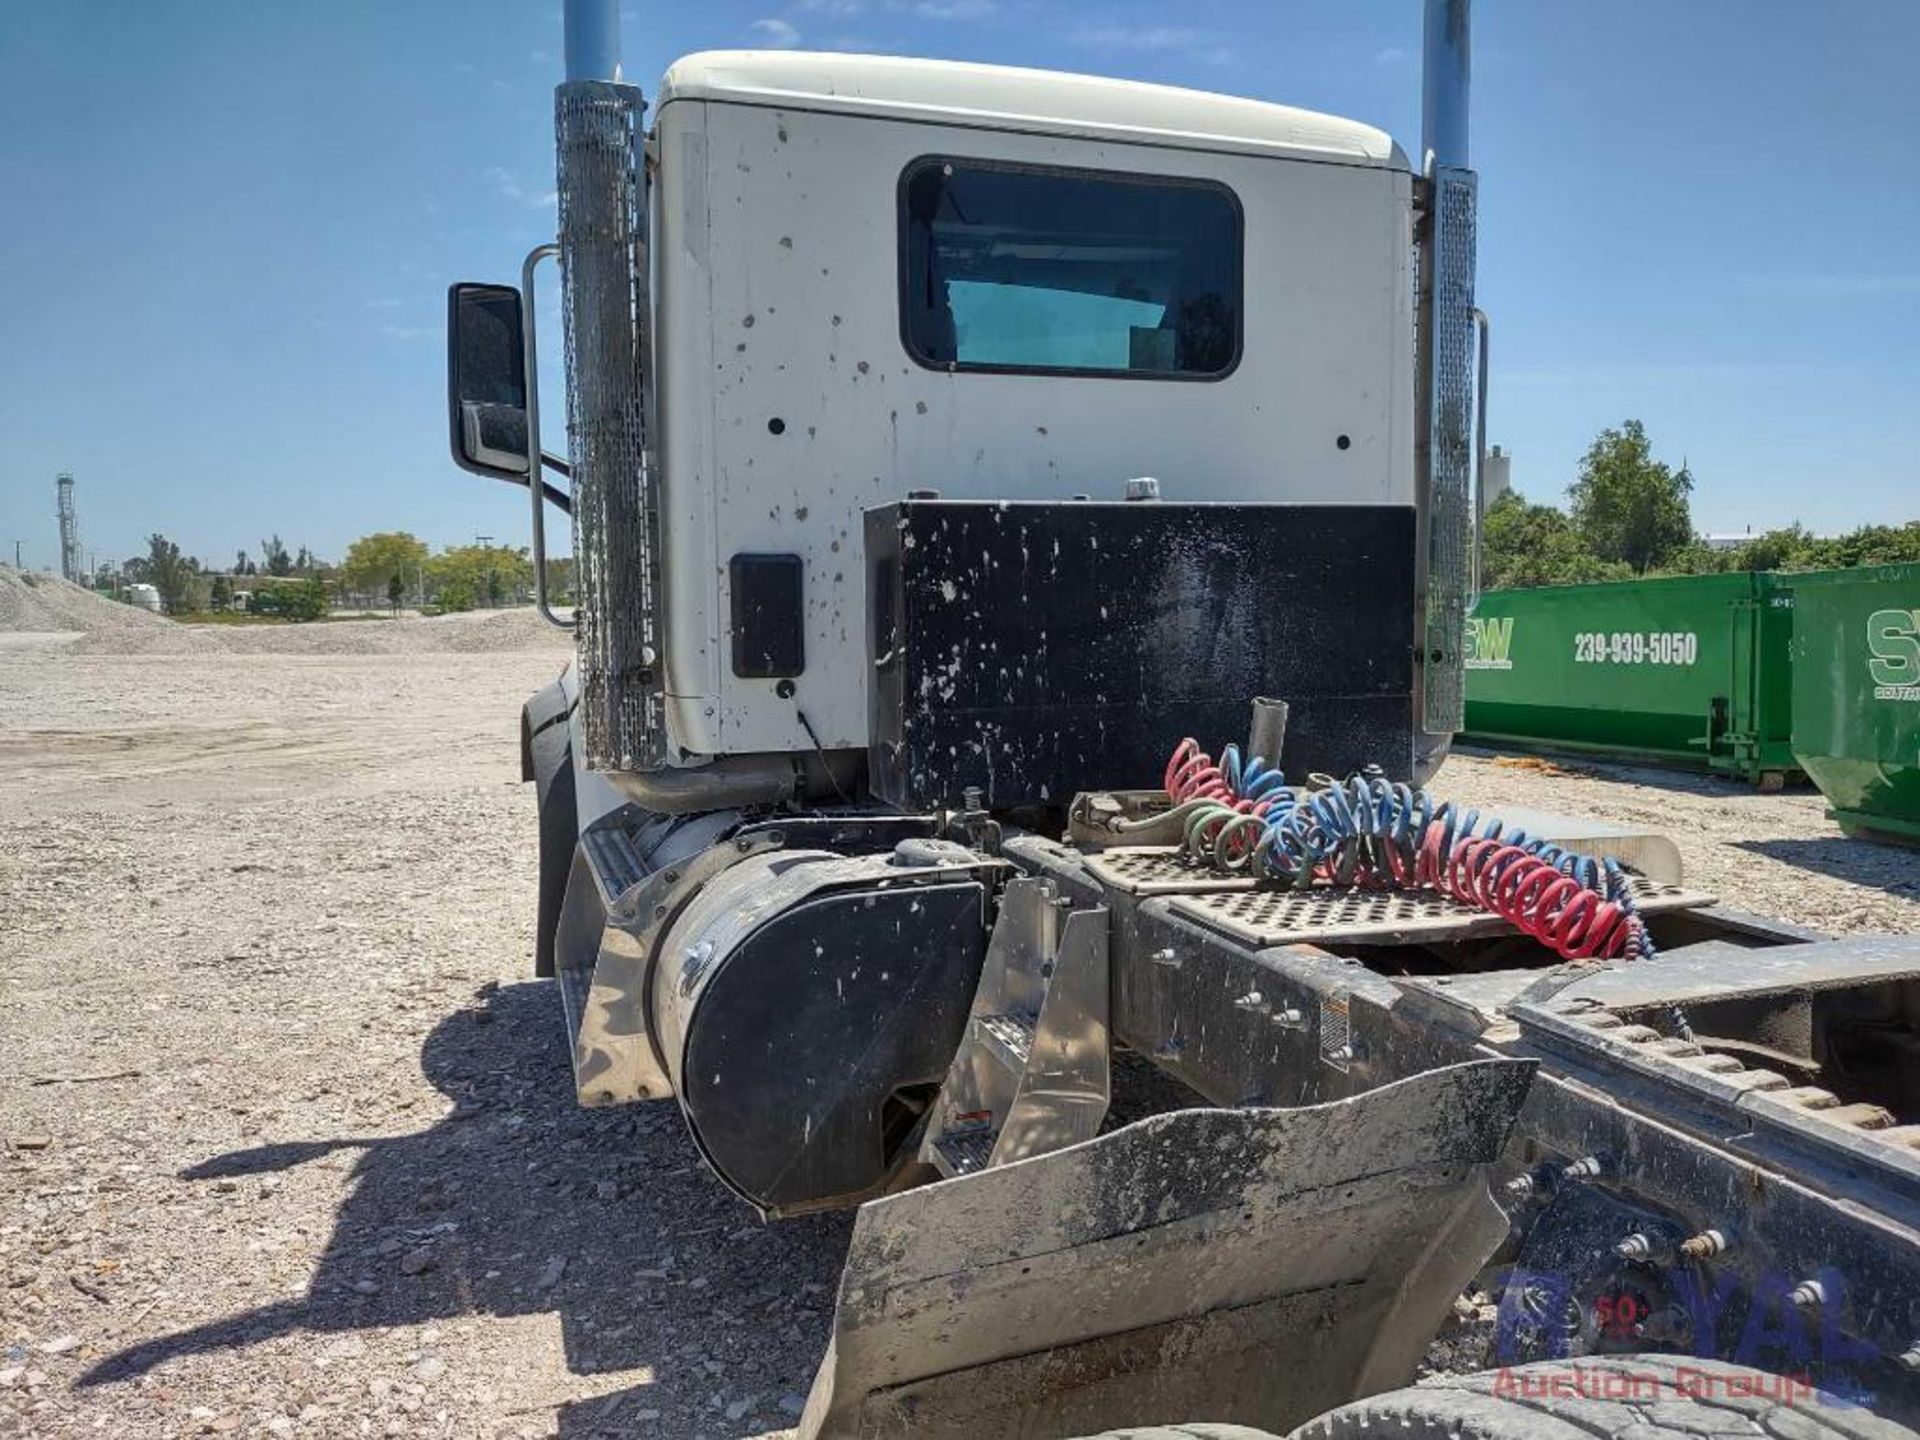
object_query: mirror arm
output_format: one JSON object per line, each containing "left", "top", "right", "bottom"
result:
{"left": 521, "top": 243, "right": 575, "bottom": 630}
{"left": 539, "top": 454, "right": 572, "bottom": 517}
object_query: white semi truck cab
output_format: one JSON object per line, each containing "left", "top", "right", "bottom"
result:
{"left": 445, "top": 4, "right": 1481, "bottom": 1208}
{"left": 451, "top": 13, "right": 1484, "bottom": 803}
{"left": 448, "top": 0, "right": 1486, "bottom": 1296}
{"left": 644, "top": 51, "right": 1425, "bottom": 764}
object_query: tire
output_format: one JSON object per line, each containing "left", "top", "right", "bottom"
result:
{"left": 1069, "top": 1429, "right": 1281, "bottom": 1440}
{"left": 1284, "top": 1354, "right": 1916, "bottom": 1440}
{"left": 523, "top": 687, "right": 577, "bottom": 980}
{"left": 532, "top": 750, "right": 576, "bottom": 978}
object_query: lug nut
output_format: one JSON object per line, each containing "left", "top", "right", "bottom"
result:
{"left": 1679, "top": 1229, "right": 1728, "bottom": 1260}
{"left": 1789, "top": 1280, "right": 1827, "bottom": 1311}
{"left": 1272, "top": 1007, "right": 1305, "bottom": 1027}
{"left": 1503, "top": 1174, "right": 1536, "bottom": 1202}
{"left": 1613, "top": 1232, "right": 1668, "bottom": 1263}
{"left": 1151, "top": 947, "right": 1181, "bottom": 968}
{"left": 1560, "top": 1154, "right": 1606, "bottom": 1183}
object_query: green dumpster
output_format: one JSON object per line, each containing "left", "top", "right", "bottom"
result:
{"left": 1789, "top": 563, "right": 1920, "bottom": 845}
{"left": 1461, "top": 572, "right": 1797, "bottom": 785}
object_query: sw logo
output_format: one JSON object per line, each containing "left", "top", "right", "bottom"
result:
{"left": 1466, "top": 615, "right": 1514, "bottom": 671}
{"left": 1868, "top": 608, "right": 1920, "bottom": 701}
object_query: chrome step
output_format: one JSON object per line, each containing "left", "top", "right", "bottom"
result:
{"left": 930, "top": 1125, "right": 999, "bottom": 1179}
{"left": 919, "top": 877, "right": 1111, "bottom": 1180}
{"left": 581, "top": 819, "right": 648, "bottom": 904}
{"left": 977, "top": 1011, "right": 1036, "bottom": 1070}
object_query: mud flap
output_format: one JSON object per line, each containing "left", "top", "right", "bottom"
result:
{"left": 799, "top": 1058, "right": 1535, "bottom": 1440}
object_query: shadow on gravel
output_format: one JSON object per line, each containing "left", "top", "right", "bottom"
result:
{"left": 82, "top": 979, "right": 853, "bottom": 1435}
{"left": 1734, "top": 836, "right": 1920, "bottom": 891}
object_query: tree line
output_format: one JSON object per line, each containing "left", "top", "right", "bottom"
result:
{"left": 111, "top": 531, "right": 569, "bottom": 619}
{"left": 1484, "top": 420, "right": 1920, "bottom": 590}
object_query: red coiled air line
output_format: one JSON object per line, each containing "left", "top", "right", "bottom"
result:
{"left": 1164, "top": 739, "right": 1236, "bottom": 804}
{"left": 1160, "top": 738, "right": 1644, "bottom": 965}
{"left": 1424, "top": 829, "right": 1633, "bottom": 961}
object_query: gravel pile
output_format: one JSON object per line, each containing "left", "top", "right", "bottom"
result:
{"left": 0, "top": 569, "right": 207, "bottom": 654}
{"left": 211, "top": 610, "right": 572, "bottom": 658}
{"left": 0, "top": 570, "right": 570, "bottom": 658}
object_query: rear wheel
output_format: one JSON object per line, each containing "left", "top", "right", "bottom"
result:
{"left": 1285, "top": 1355, "right": 1915, "bottom": 1440}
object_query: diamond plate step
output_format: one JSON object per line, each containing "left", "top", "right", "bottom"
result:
{"left": 976, "top": 1012, "right": 1036, "bottom": 1070}
{"left": 1166, "top": 874, "right": 1713, "bottom": 949}
{"left": 929, "top": 1125, "right": 998, "bottom": 1179}
{"left": 1081, "top": 846, "right": 1257, "bottom": 896}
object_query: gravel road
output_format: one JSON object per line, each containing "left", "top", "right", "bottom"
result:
{"left": 4, "top": 635, "right": 1919, "bottom": 1439}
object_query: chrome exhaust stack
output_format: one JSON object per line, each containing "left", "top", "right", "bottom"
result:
{"left": 562, "top": 0, "right": 622, "bottom": 83}
{"left": 555, "top": 0, "right": 668, "bottom": 773}
{"left": 1415, "top": 0, "right": 1481, "bottom": 737}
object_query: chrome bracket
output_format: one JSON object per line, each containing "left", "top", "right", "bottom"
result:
{"left": 563, "top": 829, "right": 785, "bottom": 1106}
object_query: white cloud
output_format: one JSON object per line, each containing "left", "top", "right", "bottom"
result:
{"left": 751, "top": 17, "right": 803, "bottom": 46}
{"left": 1075, "top": 25, "right": 1205, "bottom": 51}
{"left": 1071, "top": 23, "right": 1229, "bottom": 62}
{"left": 911, "top": 0, "right": 994, "bottom": 18}
{"left": 486, "top": 167, "right": 558, "bottom": 210}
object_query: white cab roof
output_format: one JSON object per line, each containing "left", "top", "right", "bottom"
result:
{"left": 658, "top": 50, "right": 1404, "bottom": 169}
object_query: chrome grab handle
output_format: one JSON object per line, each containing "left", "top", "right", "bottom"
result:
{"left": 521, "top": 242, "right": 574, "bottom": 631}
{"left": 1469, "top": 306, "right": 1489, "bottom": 614}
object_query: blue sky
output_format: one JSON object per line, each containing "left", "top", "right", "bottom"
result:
{"left": 1, "top": 1, "right": 1915, "bottom": 572}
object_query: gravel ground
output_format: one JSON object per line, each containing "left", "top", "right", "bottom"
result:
{"left": 5, "top": 640, "right": 1919, "bottom": 1440}
{"left": 1, "top": 642, "right": 848, "bottom": 1440}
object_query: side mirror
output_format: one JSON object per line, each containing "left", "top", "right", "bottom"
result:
{"left": 447, "top": 283, "right": 530, "bottom": 479}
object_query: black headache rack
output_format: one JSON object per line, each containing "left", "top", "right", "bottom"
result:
{"left": 865, "top": 498, "right": 1418, "bottom": 810}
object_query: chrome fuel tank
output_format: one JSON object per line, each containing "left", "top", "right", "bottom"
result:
{"left": 652, "top": 844, "right": 995, "bottom": 1216}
